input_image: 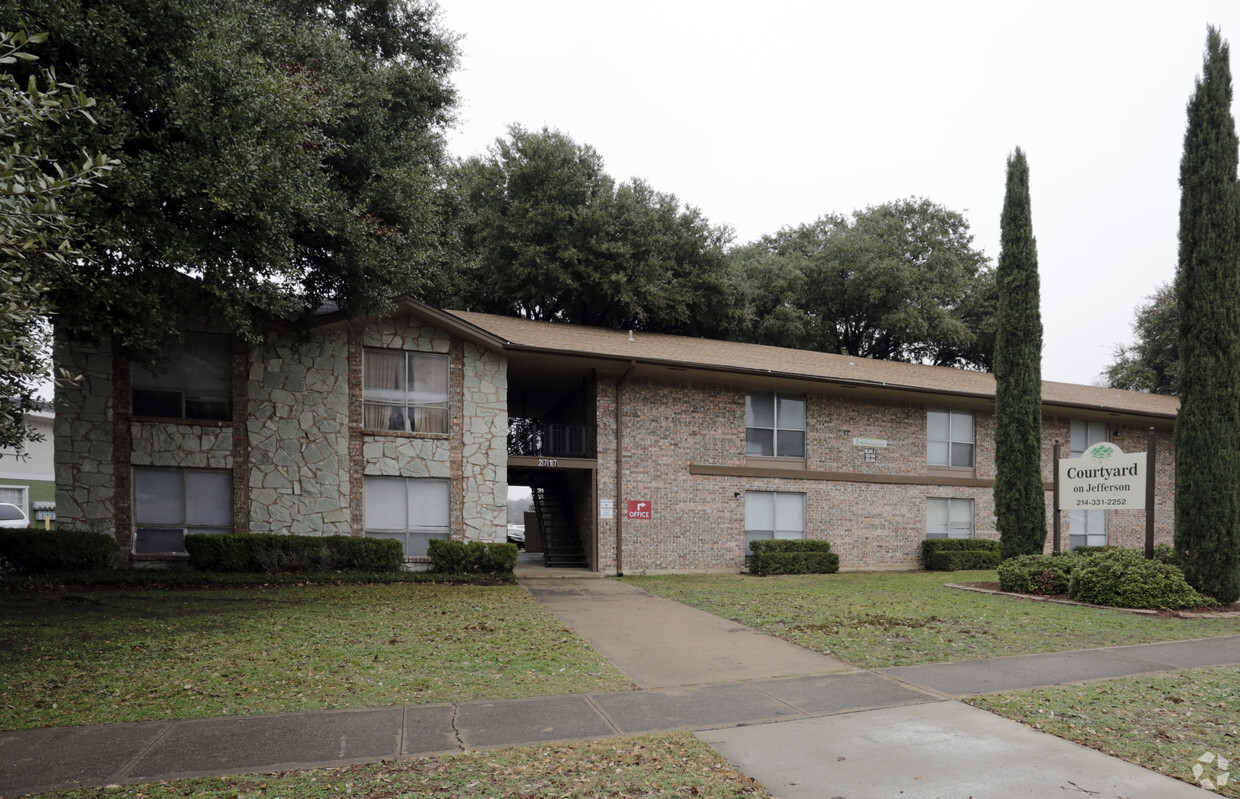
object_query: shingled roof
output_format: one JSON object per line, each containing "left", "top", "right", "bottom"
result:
{"left": 447, "top": 310, "right": 1179, "bottom": 420}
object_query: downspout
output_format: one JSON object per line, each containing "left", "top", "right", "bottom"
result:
{"left": 614, "top": 360, "right": 637, "bottom": 576}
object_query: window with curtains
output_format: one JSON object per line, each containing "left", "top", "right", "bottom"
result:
{"left": 363, "top": 476, "right": 450, "bottom": 557}
{"left": 133, "top": 468, "right": 232, "bottom": 554}
{"left": 362, "top": 349, "right": 449, "bottom": 434}
{"left": 744, "top": 491, "right": 805, "bottom": 555}
{"left": 131, "top": 333, "right": 232, "bottom": 421}
{"left": 927, "top": 408, "right": 974, "bottom": 468}
{"left": 926, "top": 497, "right": 974, "bottom": 538}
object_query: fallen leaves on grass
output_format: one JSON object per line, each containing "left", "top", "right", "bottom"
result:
{"left": 43, "top": 732, "right": 770, "bottom": 799}
{"left": 0, "top": 584, "right": 633, "bottom": 730}
{"left": 969, "top": 665, "right": 1240, "bottom": 797}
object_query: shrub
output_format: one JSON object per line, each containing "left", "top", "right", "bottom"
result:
{"left": 1074, "top": 544, "right": 1177, "bottom": 565}
{"left": 1070, "top": 545, "right": 1117, "bottom": 558}
{"left": 748, "top": 540, "right": 839, "bottom": 575}
{"left": 997, "top": 554, "right": 1077, "bottom": 595}
{"left": 921, "top": 538, "right": 1000, "bottom": 571}
{"left": 1068, "top": 548, "right": 1213, "bottom": 609}
{"left": 185, "top": 534, "right": 403, "bottom": 573}
{"left": 427, "top": 540, "right": 518, "bottom": 575}
{"left": 0, "top": 529, "right": 119, "bottom": 573}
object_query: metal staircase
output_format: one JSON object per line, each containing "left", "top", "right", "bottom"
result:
{"left": 528, "top": 472, "right": 588, "bottom": 568}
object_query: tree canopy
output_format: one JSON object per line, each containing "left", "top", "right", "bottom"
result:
{"left": 451, "top": 124, "right": 742, "bottom": 336}
{"left": 728, "top": 198, "right": 995, "bottom": 369}
{"left": 4, "top": 0, "right": 460, "bottom": 358}
{"left": 0, "top": 30, "right": 115, "bottom": 450}
{"left": 1103, "top": 284, "right": 1179, "bottom": 395}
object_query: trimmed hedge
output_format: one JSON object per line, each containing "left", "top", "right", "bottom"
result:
{"left": 921, "top": 538, "right": 1000, "bottom": 571}
{"left": 997, "top": 553, "right": 1077, "bottom": 594}
{"left": 1068, "top": 548, "right": 1213, "bottom": 609}
{"left": 185, "top": 534, "right": 403, "bottom": 573}
{"left": 3, "top": 569, "right": 514, "bottom": 591}
{"left": 748, "top": 540, "right": 839, "bottom": 575}
{"left": 1070, "top": 545, "right": 1116, "bottom": 558}
{"left": 1073, "top": 544, "right": 1178, "bottom": 565}
{"left": 427, "top": 540, "right": 518, "bottom": 575}
{"left": 0, "top": 529, "right": 119, "bottom": 573}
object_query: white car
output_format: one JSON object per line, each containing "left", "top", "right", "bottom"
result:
{"left": 0, "top": 502, "right": 29, "bottom": 528}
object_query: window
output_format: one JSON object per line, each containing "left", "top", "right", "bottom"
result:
{"left": 745, "top": 392, "right": 806, "bottom": 458}
{"left": 364, "top": 476, "right": 450, "bottom": 557}
{"left": 744, "top": 491, "right": 805, "bottom": 554}
{"left": 927, "top": 408, "right": 974, "bottom": 468}
{"left": 0, "top": 486, "right": 27, "bottom": 517}
{"left": 1069, "top": 420, "right": 1108, "bottom": 549}
{"left": 132, "top": 334, "right": 232, "bottom": 421}
{"left": 133, "top": 468, "right": 232, "bottom": 554}
{"left": 926, "top": 498, "right": 974, "bottom": 538}
{"left": 363, "top": 349, "right": 449, "bottom": 434}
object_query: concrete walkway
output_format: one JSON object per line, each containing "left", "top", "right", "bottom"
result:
{"left": 522, "top": 577, "right": 852, "bottom": 687}
{"left": 1, "top": 577, "right": 1237, "bottom": 796}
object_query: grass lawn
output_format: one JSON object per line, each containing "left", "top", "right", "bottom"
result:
{"left": 0, "top": 583, "right": 633, "bottom": 731}
{"left": 36, "top": 732, "right": 769, "bottom": 799}
{"left": 969, "top": 665, "right": 1240, "bottom": 796}
{"left": 622, "top": 571, "right": 1240, "bottom": 668}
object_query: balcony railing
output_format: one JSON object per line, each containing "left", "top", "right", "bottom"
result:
{"left": 508, "top": 418, "right": 596, "bottom": 458}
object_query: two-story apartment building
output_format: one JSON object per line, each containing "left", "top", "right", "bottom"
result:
{"left": 54, "top": 299, "right": 1178, "bottom": 572}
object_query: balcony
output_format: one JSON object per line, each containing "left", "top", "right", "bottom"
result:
{"left": 508, "top": 418, "right": 596, "bottom": 459}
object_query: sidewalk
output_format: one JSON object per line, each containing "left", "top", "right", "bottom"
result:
{"left": 1, "top": 578, "right": 1237, "bottom": 796}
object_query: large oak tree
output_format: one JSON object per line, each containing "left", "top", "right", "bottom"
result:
{"left": 4, "top": 0, "right": 460, "bottom": 359}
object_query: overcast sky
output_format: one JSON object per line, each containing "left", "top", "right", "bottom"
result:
{"left": 438, "top": 0, "right": 1240, "bottom": 386}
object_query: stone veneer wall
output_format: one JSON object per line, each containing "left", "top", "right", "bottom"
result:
{"left": 460, "top": 342, "right": 507, "bottom": 543}
{"left": 246, "top": 328, "right": 352, "bottom": 535}
{"left": 607, "top": 377, "right": 1177, "bottom": 572}
{"left": 52, "top": 336, "right": 116, "bottom": 534}
{"left": 356, "top": 316, "right": 505, "bottom": 544}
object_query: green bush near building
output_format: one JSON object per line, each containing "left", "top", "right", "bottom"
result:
{"left": 185, "top": 533, "right": 403, "bottom": 573}
{"left": 748, "top": 540, "right": 840, "bottom": 575}
{"left": 0, "top": 529, "right": 118, "bottom": 572}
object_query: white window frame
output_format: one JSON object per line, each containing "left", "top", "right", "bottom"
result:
{"left": 362, "top": 349, "right": 450, "bottom": 434}
{"left": 1069, "top": 420, "right": 1109, "bottom": 549}
{"left": 0, "top": 485, "right": 29, "bottom": 524}
{"left": 133, "top": 467, "right": 233, "bottom": 554}
{"left": 363, "top": 476, "right": 451, "bottom": 557}
{"left": 926, "top": 497, "right": 974, "bottom": 539}
{"left": 131, "top": 333, "right": 233, "bottom": 421}
{"left": 927, "top": 408, "right": 974, "bottom": 468}
{"left": 745, "top": 391, "right": 807, "bottom": 458}
{"left": 744, "top": 491, "right": 806, "bottom": 555}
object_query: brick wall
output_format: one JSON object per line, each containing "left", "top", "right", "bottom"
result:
{"left": 609, "top": 378, "right": 1176, "bottom": 572}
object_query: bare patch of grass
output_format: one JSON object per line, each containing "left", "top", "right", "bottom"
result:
{"left": 622, "top": 571, "right": 1240, "bottom": 668}
{"left": 968, "top": 666, "right": 1240, "bottom": 795}
{"left": 0, "top": 584, "right": 633, "bottom": 730}
{"left": 39, "top": 732, "right": 769, "bottom": 799}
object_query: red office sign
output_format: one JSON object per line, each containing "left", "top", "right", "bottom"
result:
{"left": 626, "top": 500, "right": 653, "bottom": 520}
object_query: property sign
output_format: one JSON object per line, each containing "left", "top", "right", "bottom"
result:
{"left": 626, "top": 500, "right": 653, "bottom": 520}
{"left": 599, "top": 499, "right": 614, "bottom": 520}
{"left": 1058, "top": 442, "right": 1147, "bottom": 511}
{"left": 852, "top": 437, "right": 888, "bottom": 448}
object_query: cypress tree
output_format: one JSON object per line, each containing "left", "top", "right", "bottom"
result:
{"left": 994, "top": 148, "right": 1047, "bottom": 560}
{"left": 1174, "top": 27, "right": 1240, "bottom": 604}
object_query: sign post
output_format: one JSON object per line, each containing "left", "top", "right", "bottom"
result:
{"left": 1052, "top": 440, "right": 1062, "bottom": 554}
{"left": 1145, "top": 428, "right": 1157, "bottom": 559}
